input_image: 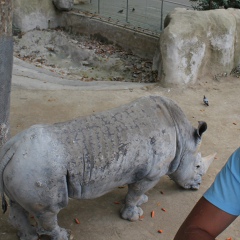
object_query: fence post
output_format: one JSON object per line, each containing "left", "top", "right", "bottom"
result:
{"left": 160, "top": 0, "right": 164, "bottom": 31}
{"left": 0, "top": 0, "right": 13, "bottom": 149}
{"left": 126, "top": 0, "right": 129, "bottom": 22}
{"left": 98, "top": 0, "right": 100, "bottom": 13}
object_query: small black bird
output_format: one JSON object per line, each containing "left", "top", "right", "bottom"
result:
{"left": 203, "top": 95, "right": 209, "bottom": 106}
{"left": 118, "top": 9, "right": 123, "bottom": 13}
{"left": 132, "top": 8, "right": 135, "bottom": 12}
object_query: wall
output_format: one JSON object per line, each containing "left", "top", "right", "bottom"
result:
{"left": 62, "top": 12, "right": 159, "bottom": 59}
{"left": 13, "top": 0, "right": 63, "bottom": 32}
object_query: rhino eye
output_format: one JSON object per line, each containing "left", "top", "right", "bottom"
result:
{"left": 196, "top": 165, "right": 200, "bottom": 168}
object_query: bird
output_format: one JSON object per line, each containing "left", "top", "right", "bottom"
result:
{"left": 132, "top": 8, "right": 135, "bottom": 12}
{"left": 203, "top": 95, "right": 209, "bottom": 106}
{"left": 118, "top": 9, "right": 123, "bottom": 13}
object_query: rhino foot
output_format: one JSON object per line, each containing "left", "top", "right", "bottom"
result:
{"left": 60, "top": 229, "right": 73, "bottom": 240}
{"left": 120, "top": 206, "right": 143, "bottom": 221}
{"left": 56, "top": 228, "right": 72, "bottom": 240}
{"left": 37, "top": 227, "right": 70, "bottom": 240}
{"left": 17, "top": 231, "right": 39, "bottom": 240}
{"left": 67, "top": 229, "right": 74, "bottom": 240}
{"left": 136, "top": 194, "right": 148, "bottom": 206}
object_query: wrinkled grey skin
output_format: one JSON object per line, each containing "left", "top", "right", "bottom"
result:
{"left": 0, "top": 96, "right": 212, "bottom": 240}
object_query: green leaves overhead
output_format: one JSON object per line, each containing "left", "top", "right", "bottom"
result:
{"left": 189, "top": 0, "right": 240, "bottom": 10}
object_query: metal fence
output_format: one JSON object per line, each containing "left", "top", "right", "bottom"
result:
{"left": 73, "top": 0, "right": 193, "bottom": 34}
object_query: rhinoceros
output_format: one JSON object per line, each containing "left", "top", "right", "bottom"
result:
{"left": 0, "top": 95, "right": 215, "bottom": 240}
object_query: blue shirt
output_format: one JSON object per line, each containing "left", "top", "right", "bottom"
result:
{"left": 204, "top": 147, "right": 240, "bottom": 216}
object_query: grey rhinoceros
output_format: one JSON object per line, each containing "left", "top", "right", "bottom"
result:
{"left": 0, "top": 95, "right": 215, "bottom": 240}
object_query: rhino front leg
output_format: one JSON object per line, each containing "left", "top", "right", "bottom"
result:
{"left": 9, "top": 200, "right": 38, "bottom": 240}
{"left": 121, "top": 178, "right": 159, "bottom": 221}
{"left": 35, "top": 211, "right": 71, "bottom": 240}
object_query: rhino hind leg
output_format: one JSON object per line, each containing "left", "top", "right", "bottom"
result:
{"left": 121, "top": 178, "right": 159, "bottom": 221}
{"left": 9, "top": 200, "right": 39, "bottom": 240}
{"left": 136, "top": 194, "right": 148, "bottom": 206}
{"left": 34, "top": 211, "right": 71, "bottom": 240}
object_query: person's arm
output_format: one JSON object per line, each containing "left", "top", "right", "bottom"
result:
{"left": 174, "top": 197, "right": 237, "bottom": 240}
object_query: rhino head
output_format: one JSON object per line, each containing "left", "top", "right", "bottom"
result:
{"left": 169, "top": 121, "right": 216, "bottom": 190}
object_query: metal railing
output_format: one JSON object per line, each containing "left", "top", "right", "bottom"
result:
{"left": 73, "top": 0, "right": 193, "bottom": 34}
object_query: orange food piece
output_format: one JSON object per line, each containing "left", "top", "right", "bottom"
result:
{"left": 151, "top": 211, "right": 155, "bottom": 218}
{"left": 226, "top": 238, "right": 232, "bottom": 240}
{"left": 75, "top": 218, "right": 80, "bottom": 224}
{"left": 161, "top": 208, "right": 166, "bottom": 212}
{"left": 158, "top": 229, "right": 163, "bottom": 233}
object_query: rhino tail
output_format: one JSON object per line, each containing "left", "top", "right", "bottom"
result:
{"left": 0, "top": 141, "right": 16, "bottom": 214}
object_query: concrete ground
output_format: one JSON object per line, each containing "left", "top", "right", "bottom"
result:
{"left": 0, "top": 58, "right": 240, "bottom": 239}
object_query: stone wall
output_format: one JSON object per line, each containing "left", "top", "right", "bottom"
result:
{"left": 13, "top": 0, "right": 63, "bottom": 32}
{"left": 62, "top": 12, "right": 159, "bottom": 59}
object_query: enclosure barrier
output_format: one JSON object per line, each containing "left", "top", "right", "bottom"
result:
{"left": 74, "top": 0, "right": 193, "bottom": 34}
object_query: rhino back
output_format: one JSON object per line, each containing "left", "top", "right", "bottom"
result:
{"left": 52, "top": 96, "right": 178, "bottom": 198}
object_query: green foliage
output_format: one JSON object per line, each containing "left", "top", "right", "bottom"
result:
{"left": 189, "top": 0, "right": 240, "bottom": 10}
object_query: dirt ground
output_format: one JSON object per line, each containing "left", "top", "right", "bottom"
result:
{"left": 1, "top": 31, "right": 240, "bottom": 240}
{"left": 13, "top": 29, "right": 156, "bottom": 83}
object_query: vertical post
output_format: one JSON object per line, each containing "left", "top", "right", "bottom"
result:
{"left": 0, "top": 0, "right": 13, "bottom": 149}
{"left": 98, "top": 0, "right": 100, "bottom": 13}
{"left": 160, "top": 0, "right": 164, "bottom": 31}
{"left": 126, "top": 0, "right": 129, "bottom": 22}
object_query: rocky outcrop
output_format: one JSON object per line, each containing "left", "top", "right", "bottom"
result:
{"left": 74, "top": 0, "right": 87, "bottom": 4}
{"left": 13, "top": 0, "right": 63, "bottom": 32}
{"left": 53, "top": 0, "right": 74, "bottom": 11}
{"left": 154, "top": 8, "right": 240, "bottom": 86}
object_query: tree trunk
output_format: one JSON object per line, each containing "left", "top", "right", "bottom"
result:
{"left": 0, "top": 1, "right": 13, "bottom": 149}
{"left": 209, "top": 0, "right": 213, "bottom": 9}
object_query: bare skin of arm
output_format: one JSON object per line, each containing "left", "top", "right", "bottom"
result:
{"left": 174, "top": 197, "right": 237, "bottom": 240}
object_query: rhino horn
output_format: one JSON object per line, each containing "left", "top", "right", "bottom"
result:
{"left": 202, "top": 152, "right": 216, "bottom": 174}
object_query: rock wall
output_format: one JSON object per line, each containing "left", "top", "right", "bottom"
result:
{"left": 13, "top": 0, "right": 63, "bottom": 32}
{"left": 62, "top": 12, "right": 159, "bottom": 59}
{"left": 154, "top": 8, "right": 240, "bottom": 86}
{"left": 53, "top": 0, "right": 74, "bottom": 10}
{"left": 73, "top": 0, "right": 87, "bottom": 4}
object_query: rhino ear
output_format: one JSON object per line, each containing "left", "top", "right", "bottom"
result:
{"left": 197, "top": 121, "right": 207, "bottom": 138}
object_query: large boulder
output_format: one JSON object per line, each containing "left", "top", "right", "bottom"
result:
{"left": 154, "top": 8, "right": 240, "bottom": 86}
{"left": 52, "top": 0, "right": 74, "bottom": 11}
{"left": 13, "top": 0, "right": 63, "bottom": 32}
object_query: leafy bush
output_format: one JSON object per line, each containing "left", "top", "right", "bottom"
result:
{"left": 189, "top": 0, "right": 240, "bottom": 10}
